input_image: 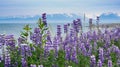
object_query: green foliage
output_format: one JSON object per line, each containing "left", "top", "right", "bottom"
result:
{"left": 23, "top": 24, "right": 32, "bottom": 32}
{"left": 43, "top": 50, "right": 56, "bottom": 67}
{"left": 77, "top": 54, "right": 90, "bottom": 67}
{"left": 114, "top": 39, "right": 120, "bottom": 49}
{"left": 56, "top": 50, "right": 66, "bottom": 67}
{"left": 21, "top": 24, "right": 32, "bottom": 44}
{"left": 110, "top": 52, "right": 117, "bottom": 67}
{"left": 97, "top": 41, "right": 104, "bottom": 48}
{"left": 0, "top": 61, "right": 4, "bottom": 67}
{"left": 38, "top": 18, "right": 48, "bottom": 47}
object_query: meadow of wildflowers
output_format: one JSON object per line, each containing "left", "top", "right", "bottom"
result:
{"left": 0, "top": 13, "right": 120, "bottom": 67}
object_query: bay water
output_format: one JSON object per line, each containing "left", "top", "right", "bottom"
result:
{"left": 0, "top": 20, "right": 90, "bottom": 39}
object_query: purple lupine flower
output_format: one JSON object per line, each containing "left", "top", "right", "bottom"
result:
{"left": 0, "top": 34, "right": 5, "bottom": 45}
{"left": 57, "top": 25, "right": 61, "bottom": 36}
{"left": 111, "top": 45, "right": 120, "bottom": 56}
{"left": 25, "top": 45, "right": 32, "bottom": 57}
{"left": 0, "top": 43, "right": 2, "bottom": 48}
{"left": 113, "top": 45, "right": 119, "bottom": 53}
{"left": 42, "top": 13, "right": 47, "bottom": 26}
{"left": 53, "top": 36, "right": 58, "bottom": 46}
{"left": 63, "top": 35, "right": 69, "bottom": 50}
{"left": 30, "top": 28, "right": 42, "bottom": 45}
{"left": 93, "top": 41, "right": 97, "bottom": 51}
{"left": 69, "top": 35, "right": 75, "bottom": 47}
{"left": 111, "top": 45, "right": 120, "bottom": 58}
{"left": 80, "top": 43, "right": 87, "bottom": 56}
{"left": 99, "top": 48, "right": 104, "bottom": 63}
{"left": 5, "top": 53, "right": 11, "bottom": 67}
{"left": 90, "top": 55, "right": 96, "bottom": 67}
{"left": 18, "top": 37, "right": 27, "bottom": 46}
{"left": 105, "top": 29, "right": 110, "bottom": 34}
{"left": 86, "top": 31, "right": 92, "bottom": 40}
{"left": 57, "top": 36, "right": 63, "bottom": 50}
{"left": 21, "top": 44, "right": 32, "bottom": 57}
{"left": 64, "top": 24, "right": 68, "bottom": 33}
{"left": 21, "top": 57, "right": 27, "bottom": 67}
{"left": 44, "top": 45, "right": 57, "bottom": 57}
{"left": 77, "top": 19, "right": 82, "bottom": 28}
{"left": 88, "top": 45, "right": 92, "bottom": 56}
{"left": 108, "top": 60, "right": 112, "bottom": 67}
{"left": 105, "top": 41, "right": 111, "bottom": 48}
{"left": 0, "top": 55, "right": 2, "bottom": 62}
{"left": 71, "top": 50, "right": 78, "bottom": 63}
{"left": 96, "top": 16, "right": 99, "bottom": 26}
{"left": 70, "top": 28, "right": 74, "bottom": 37}
{"left": 5, "top": 35, "right": 14, "bottom": 39}
{"left": 21, "top": 44, "right": 26, "bottom": 57}
{"left": 73, "top": 20, "right": 79, "bottom": 32}
{"left": 106, "top": 48, "right": 111, "bottom": 60}
{"left": 97, "top": 59, "right": 102, "bottom": 67}
{"left": 46, "top": 31, "right": 52, "bottom": 45}
{"left": 34, "top": 28, "right": 40, "bottom": 33}
{"left": 92, "top": 31, "right": 98, "bottom": 41}
{"left": 65, "top": 47, "right": 71, "bottom": 61}
{"left": 5, "top": 35, "right": 15, "bottom": 48}
{"left": 85, "top": 39, "right": 90, "bottom": 50}
{"left": 44, "top": 46, "right": 49, "bottom": 57}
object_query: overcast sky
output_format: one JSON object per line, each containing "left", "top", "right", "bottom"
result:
{"left": 0, "top": 0, "right": 120, "bottom": 18}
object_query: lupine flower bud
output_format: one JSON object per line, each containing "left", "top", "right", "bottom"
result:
{"left": 77, "top": 19, "right": 82, "bottom": 27}
{"left": 5, "top": 53, "right": 11, "bottom": 67}
{"left": 71, "top": 50, "right": 78, "bottom": 63}
{"left": 108, "top": 60, "right": 112, "bottom": 67}
{"left": 81, "top": 43, "right": 87, "bottom": 56}
{"left": 46, "top": 31, "right": 52, "bottom": 45}
{"left": 65, "top": 47, "right": 71, "bottom": 61}
{"left": 70, "top": 28, "right": 74, "bottom": 37}
{"left": 0, "top": 34, "right": 5, "bottom": 45}
{"left": 97, "top": 59, "right": 102, "bottom": 67}
{"left": 34, "top": 28, "right": 40, "bottom": 33}
{"left": 21, "top": 57, "right": 27, "bottom": 67}
{"left": 57, "top": 25, "right": 61, "bottom": 36}
{"left": 88, "top": 45, "right": 92, "bottom": 56}
{"left": 42, "top": 13, "right": 47, "bottom": 26}
{"left": 5, "top": 35, "right": 15, "bottom": 48}
{"left": 90, "top": 55, "right": 96, "bottom": 67}
{"left": 18, "top": 37, "right": 27, "bottom": 46}
{"left": 30, "top": 28, "right": 42, "bottom": 45}
{"left": 64, "top": 24, "right": 68, "bottom": 33}
{"left": 73, "top": 20, "right": 79, "bottom": 32}
{"left": 99, "top": 48, "right": 104, "bottom": 62}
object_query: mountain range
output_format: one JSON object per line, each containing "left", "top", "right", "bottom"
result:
{"left": 0, "top": 13, "right": 120, "bottom": 23}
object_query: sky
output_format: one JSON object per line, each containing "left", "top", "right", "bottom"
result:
{"left": 0, "top": 0, "right": 120, "bottom": 18}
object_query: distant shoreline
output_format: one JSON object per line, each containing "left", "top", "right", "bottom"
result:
{"left": 91, "top": 23, "right": 120, "bottom": 28}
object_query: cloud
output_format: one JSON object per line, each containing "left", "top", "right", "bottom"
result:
{"left": 0, "top": 0, "right": 120, "bottom": 16}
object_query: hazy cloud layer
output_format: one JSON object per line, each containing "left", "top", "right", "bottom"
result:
{"left": 0, "top": 0, "right": 120, "bottom": 18}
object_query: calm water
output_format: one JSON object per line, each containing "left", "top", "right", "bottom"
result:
{"left": 0, "top": 20, "right": 96, "bottom": 39}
